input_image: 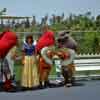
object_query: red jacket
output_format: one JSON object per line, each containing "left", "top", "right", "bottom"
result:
{"left": 36, "top": 31, "right": 55, "bottom": 53}
{"left": 0, "top": 31, "right": 17, "bottom": 58}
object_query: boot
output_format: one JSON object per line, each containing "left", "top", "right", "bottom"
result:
{"left": 71, "top": 77, "right": 76, "bottom": 86}
{"left": 44, "top": 81, "right": 48, "bottom": 88}
{"left": 44, "top": 80, "right": 52, "bottom": 88}
{"left": 39, "top": 81, "right": 44, "bottom": 89}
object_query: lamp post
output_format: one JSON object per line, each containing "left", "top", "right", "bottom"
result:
{"left": 0, "top": 8, "right": 7, "bottom": 15}
{"left": 0, "top": 8, "right": 7, "bottom": 28}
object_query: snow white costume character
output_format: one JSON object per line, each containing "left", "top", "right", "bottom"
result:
{"left": 21, "top": 35, "right": 39, "bottom": 89}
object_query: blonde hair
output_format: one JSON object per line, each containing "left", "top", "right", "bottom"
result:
{"left": 41, "top": 24, "right": 50, "bottom": 32}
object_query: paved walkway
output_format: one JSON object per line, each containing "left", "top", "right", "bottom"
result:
{"left": 0, "top": 81, "right": 100, "bottom": 100}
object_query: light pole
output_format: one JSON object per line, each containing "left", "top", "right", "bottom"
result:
{"left": 0, "top": 8, "right": 7, "bottom": 15}
{"left": 0, "top": 8, "right": 7, "bottom": 29}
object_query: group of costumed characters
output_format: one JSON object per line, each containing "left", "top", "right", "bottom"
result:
{"left": 36, "top": 25, "right": 77, "bottom": 88}
{"left": 0, "top": 26, "right": 39, "bottom": 91}
{"left": 0, "top": 25, "right": 77, "bottom": 91}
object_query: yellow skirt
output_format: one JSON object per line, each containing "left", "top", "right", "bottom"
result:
{"left": 21, "top": 56, "right": 39, "bottom": 88}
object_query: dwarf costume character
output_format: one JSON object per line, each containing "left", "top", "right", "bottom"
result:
{"left": 36, "top": 30, "right": 55, "bottom": 88}
{"left": 0, "top": 30, "right": 17, "bottom": 91}
{"left": 57, "top": 31, "right": 77, "bottom": 86}
{"left": 0, "top": 31, "right": 17, "bottom": 58}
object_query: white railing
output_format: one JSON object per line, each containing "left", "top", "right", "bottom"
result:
{"left": 75, "top": 54, "right": 100, "bottom": 71}
{"left": 76, "top": 53, "right": 100, "bottom": 58}
{"left": 50, "top": 54, "right": 100, "bottom": 80}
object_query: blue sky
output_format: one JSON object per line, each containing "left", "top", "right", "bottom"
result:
{"left": 0, "top": 0, "right": 100, "bottom": 21}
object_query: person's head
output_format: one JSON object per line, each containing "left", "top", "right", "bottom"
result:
{"left": 3, "top": 25, "right": 11, "bottom": 32}
{"left": 25, "top": 35, "right": 33, "bottom": 44}
{"left": 56, "top": 31, "right": 69, "bottom": 47}
{"left": 42, "top": 24, "right": 50, "bottom": 33}
{"left": 58, "top": 31, "right": 70, "bottom": 42}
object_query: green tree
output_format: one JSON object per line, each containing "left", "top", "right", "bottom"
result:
{"left": 95, "top": 15, "right": 100, "bottom": 30}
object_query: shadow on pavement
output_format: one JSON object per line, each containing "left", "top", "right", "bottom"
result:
{"left": 0, "top": 81, "right": 85, "bottom": 93}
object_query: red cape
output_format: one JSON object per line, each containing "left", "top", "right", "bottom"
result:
{"left": 36, "top": 31, "right": 55, "bottom": 53}
{"left": 0, "top": 31, "right": 17, "bottom": 58}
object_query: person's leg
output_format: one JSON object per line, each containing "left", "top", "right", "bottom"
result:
{"left": 0, "top": 59, "right": 4, "bottom": 83}
{"left": 43, "top": 71, "right": 48, "bottom": 88}
{"left": 68, "top": 64, "right": 76, "bottom": 85}
{"left": 7, "top": 59, "right": 14, "bottom": 78}
{"left": 44, "top": 69, "right": 51, "bottom": 88}
{"left": 38, "top": 57, "right": 44, "bottom": 88}
{"left": 62, "top": 66, "right": 72, "bottom": 87}
{"left": 38, "top": 56, "right": 51, "bottom": 88}
{"left": 38, "top": 59, "right": 48, "bottom": 88}
{"left": 62, "top": 67, "right": 69, "bottom": 85}
{"left": 39, "top": 69, "right": 48, "bottom": 88}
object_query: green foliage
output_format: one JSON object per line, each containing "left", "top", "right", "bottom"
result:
{"left": 75, "top": 32, "right": 100, "bottom": 54}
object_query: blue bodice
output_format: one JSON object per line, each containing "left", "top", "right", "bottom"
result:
{"left": 23, "top": 43, "right": 35, "bottom": 56}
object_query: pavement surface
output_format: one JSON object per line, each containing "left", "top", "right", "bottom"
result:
{"left": 0, "top": 81, "right": 100, "bottom": 100}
